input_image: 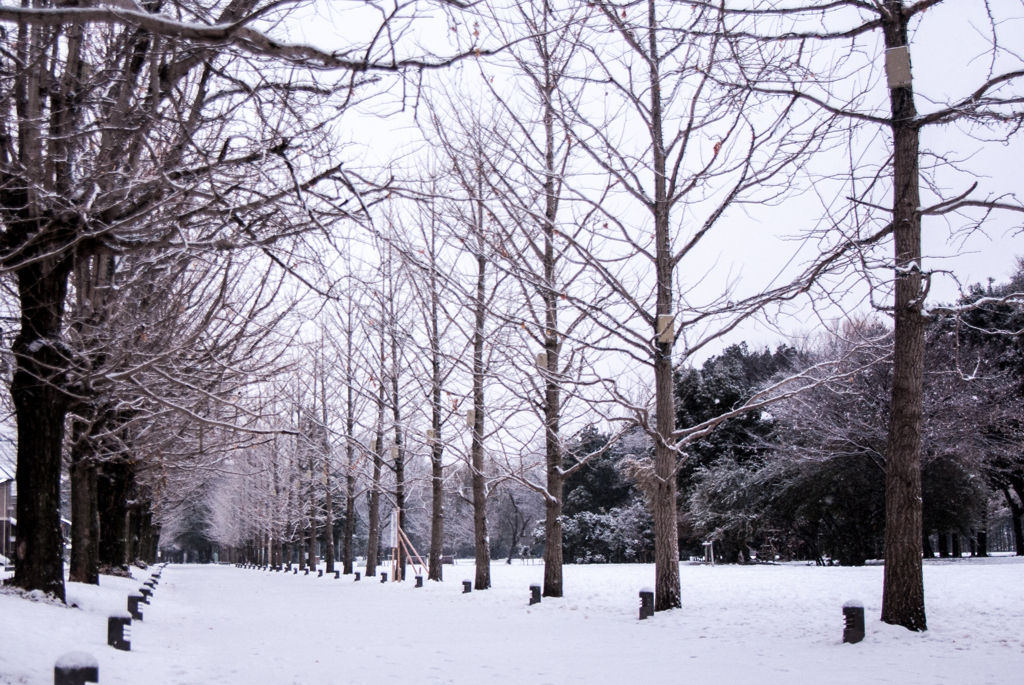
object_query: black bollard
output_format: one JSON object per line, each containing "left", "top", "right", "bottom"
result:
{"left": 293, "top": 568, "right": 298, "bottom": 574}
{"left": 318, "top": 570, "right": 323, "bottom": 577}
{"left": 381, "top": 572, "right": 388, "bottom": 583}
{"left": 127, "top": 594, "right": 144, "bottom": 621}
{"left": 138, "top": 588, "right": 151, "bottom": 605}
{"left": 335, "top": 571, "right": 340, "bottom": 579}
{"left": 529, "top": 584, "right": 541, "bottom": 606}
{"left": 843, "top": 601, "right": 865, "bottom": 644}
{"left": 54, "top": 652, "right": 99, "bottom": 685}
{"left": 463, "top": 580, "right": 472, "bottom": 594}
{"left": 354, "top": 572, "right": 361, "bottom": 581}
{"left": 415, "top": 575, "right": 423, "bottom": 588}
{"left": 639, "top": 589, "right": 654, "bottom": 620}
{"left": 107, "top": 614, "right": 132, "bottom": 652}
{"left": 304, "top": 568, "right": 310, "bottom": 576}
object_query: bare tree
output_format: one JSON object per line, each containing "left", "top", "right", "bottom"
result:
{"left": 478, "top": 0, "right": 594, "bottom": 599}
{"left": 1, "top": 0, "right": 493, "bottom": 600}
{"left": 673, "top": 0, "right": 1024, "bottom": 630}
{"left": 393, "top": 187, "right": 463, "bottom": 582}
{"left": 421, "top": 95, "right": 521, "bottom": 591}
{"left": 536, "top": 0, "right": 834, "bottom": 612}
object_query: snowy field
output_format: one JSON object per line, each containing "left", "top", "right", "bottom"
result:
{"left": 2, "top": 557, "right": 1022, "bottom": 685}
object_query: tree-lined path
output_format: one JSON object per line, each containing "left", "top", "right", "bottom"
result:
{"left": 19, "top": 560, "right": 1012, "bottom": 685}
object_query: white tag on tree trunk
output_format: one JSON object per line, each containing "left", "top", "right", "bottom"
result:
{"left": 885, "top": 46, "right": 912, "bottom": 89}
{"left": 657, "top": 314, "right": 674, "bottom": 344}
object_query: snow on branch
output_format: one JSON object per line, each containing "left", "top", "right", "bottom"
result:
{"left": 928, "top": 293, "right": 1024, "bottom": 318}
{"left": 0, "top": 4, "right": 495, "bottom": 72}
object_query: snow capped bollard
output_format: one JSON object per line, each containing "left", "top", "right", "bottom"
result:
{"left": 127, "top": 594, "right": 144, "bottom": 621}
{"left": 529, "top": 584, "right": 541, "bottom": 606}
{"left": 293, "top": 568, "right": 298, "bottom": 575}
{"left": 415, "top": 575, "right": 423, "bottom": 588}
{"left": 381, "top": 572, "right": 388, "bottom": 583}
{"left": 304, "top": 568, "right": 309, "bottom": 575}
{"left": 462, "top": 580, "right": 472, "bottom": 594}
{"left": 354, "top": 572, "right": 361, "bottom": 581}
{"left": 639, "top": 589, "right": 654, "bottom": 620}
{"left": 335, "top": 571, "right": 340, "bottom": 579}
{"left": 138, "top": 588, "right": 151, "bottom": 605}
{"left": 318, "top": 570, "right": 323, "bottom": 577}
{"left": 107, "top": 614, "right": 132, "bottom": 651}
{"left": 842, "top": 600, "right": 865, "bottom": 644}
{"left": 54, "top": 651, "right": 99, "bottom": 685}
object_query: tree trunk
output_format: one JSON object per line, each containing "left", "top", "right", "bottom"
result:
{"left": 471, "top": 249, "right": 491, "bottom": 591}
{"left": 138, "top": 512, "right": 154, "bottom": 565}
{"left": 646, "top": 0, "right": 681, "bottom": 613}
{"left": 392, "top": 332, "right": 407, "bottom": 581}
{"left": 343, "top": 472, "right": 355, "bottom": 574}
{"left": 306, "top": 522, "right": 316, "bottom": 571}
{"left": 10, "top": 259, "right": 73, "bottom": 600}
{"left": 97, "top": 461, "right": 132, "bottom": 572}
{"left": 365, "top": 333, "right": 387, "bottom": 577}
{"left": 976, "top": 506, "right": 988, "bottom": 557}
{"left": 428, "top": 436, "right": 444, "bottom": 582}
{"left": 307, "top": 460, "right": 318, "bottom": 570}
{"left": 317, "top": 367, "right": 334, "bottom": 574}
{"left": 151, "top": 525, "right": 161, "bottom": 564}
{"left": 343, "top": 313, "right": 357, "bottom": 576}
{"left": 323, "top": 457, "right": 334, "bottom": 572}
{"left": 506, "top": 505, "right": 523, "bottom": 566}
{"left": 1003, "top": 487, "right": 1024, "bottom": 556}
{"left": 542, "top": 471, "right": 564, "bottom": 597}
{"left": 427, "top": 231, "right": 445, "bottom": 583}
{"left": 950, "top": 533, "right": 962, "bottom": 558}
{"left": 126, "top": 504, "right": 140, "bottom": 565}
{"left": 921, "top": 530, "right": 934, "bottom": 558}
{"left": 880, "top": 4, "right": 927, "bottom": 631}
{"left": 69, "top": 454, "right": 99, "bottom": 584}
{"left": 365, "top": 428, "right": 383, "bottom": 576}
{"left": 365, "top": 477, "right": 381, "bottom": 575}
{"left": 540, "top": 57, "right": 564, "bottom": 598}
{"left": 937, "top": 532, "right": 949, "bottom": 558}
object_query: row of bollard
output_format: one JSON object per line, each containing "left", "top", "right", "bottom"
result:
{"left": 237, "top": 561, "right": 428, "bottom": 588}
{"left": 108, "top": 568, "right": 162, "bottom": 652}
{"left": 518, "top": 581, "right": 865, "bottom": 645}
{"left": 239, "top": 562, "right": 355, "bottom": 580}
{"left": 239, "top": 560, "right": 868, "bottom": 644}
{"left": 55, "top": 564, "right": 167, "bottom": 685}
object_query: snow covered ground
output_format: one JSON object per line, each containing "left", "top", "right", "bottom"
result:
{"left": 2, "top": 557, "right": 1022, "bottom": 684}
